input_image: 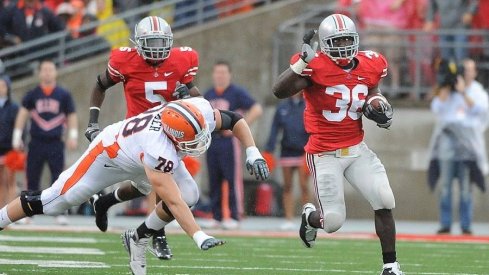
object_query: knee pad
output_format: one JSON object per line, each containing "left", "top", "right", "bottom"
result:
{"left": 20, "top": 191, "right": 44, "bottom": 217}
{"left": 322, "top": 212, "right": 345, "bottom": 233}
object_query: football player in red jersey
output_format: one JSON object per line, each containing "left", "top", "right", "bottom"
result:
{"left": 272, "top": 14, "right": 402, "bottom": 275}
{"left": 84, "top": 16, "right": 200, "bottom": 260}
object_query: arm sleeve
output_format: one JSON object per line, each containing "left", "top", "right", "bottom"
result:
{"left": 430, "top": 97, "right": 445, "bottom": 114}
{"left": 181, "top": 49, "right": 199, "bottom": 84}
{"left": 236, "top": 87, "right": 256, "bottom": 110}
{"left": 467, "top": 88, "right": 489, "bottom": 116}
{"left": 21, "top": 92, "right": 34, "bottom": 110}
{"left": 107, "top": 50, "right": 125, "bottom": 83}
{"left": 264, "top": 106, "right": 281, "bottom": 152}
{"left": 63, "top": 91, "right": 76, "bottom": 114}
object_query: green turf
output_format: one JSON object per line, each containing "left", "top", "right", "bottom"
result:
{"left": 0, "top": 230, "right": 487, "bottom": 274}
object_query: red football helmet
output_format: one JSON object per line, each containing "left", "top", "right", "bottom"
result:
{"left": 161, "top": 100, "right": 211, "bottom": 157}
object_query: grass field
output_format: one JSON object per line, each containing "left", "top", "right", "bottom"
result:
{"left": 0, "top": 230, "right": 488, "bottom": 275}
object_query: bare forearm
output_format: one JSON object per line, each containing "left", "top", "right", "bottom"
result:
{"left": 231, "top": 119, "right": 255, "bottom": 148}
{"left": 165, "top": 199, "right": 201, "bottom": 237}
{"left": 14, "top": 107, "right": 29, "bottom": 130}
{"left": 272, "top": 69, "right": 308, "bottom": 99}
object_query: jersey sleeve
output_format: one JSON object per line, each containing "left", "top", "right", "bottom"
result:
{"left": 107, "top": 48, "right": 127, "bottom": 83}
{"left": 180, "top": 48, "right": 199, "bottom": 84}
{"left": 290, "top": 53, "right": 312, "bottom": 77}
{"left": 236, "top": 86, "right": 256, "bottom": 110}
{"left": 184, "top": 97, "right": 216, "bottom": 132}
{"left": 62, "top": 89, "right": 76, "bottom": 114}
{"left": 21, "top": 91, "right": 34, "bottom": 110}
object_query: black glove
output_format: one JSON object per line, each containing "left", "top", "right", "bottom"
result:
{"left": 246, "top": 159, "right": 270, "bottom": 181}
{"left": 200, "top": 237, "right": 225, "bottom": 250}
{"left": 172, "top": 83, "right": 190, "bottom": 99}
{"left": 300, "top": 29, "right": 318, "bottom": 63}
{"left": 85, "top": 123, "right": 100, "bottom": 142}
{"left": 362, "top": 101, "right": 393, "bottom": 129}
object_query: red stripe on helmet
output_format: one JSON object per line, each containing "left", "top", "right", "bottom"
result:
{"left": 334, "top": 14, "right": 345, "bottom": 31}
{"left": 151, "top": 16, "right": 159, "bottom": 31}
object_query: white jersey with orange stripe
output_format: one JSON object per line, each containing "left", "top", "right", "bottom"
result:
{"left": 98, "top": 97, "right": 215, "bottom": 175}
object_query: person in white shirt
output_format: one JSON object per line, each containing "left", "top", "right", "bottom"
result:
{"left": 0, "top": 97, "right": 269, "bottom": 275}
{"left": 428, "top": 58, "right": 488, "bottom": 235}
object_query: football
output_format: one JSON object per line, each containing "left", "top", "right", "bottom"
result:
{"left": 363, "top": 93, "right": 388, "bottom": 112}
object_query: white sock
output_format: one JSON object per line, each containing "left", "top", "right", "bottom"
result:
{"left": 145, "top": 210, "right": 169, "bottom": 231}
{"left": 0, "top": 206, "right": 12, "bottom": 228}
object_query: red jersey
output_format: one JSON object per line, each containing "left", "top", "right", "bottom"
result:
{"left": 107, "top": 46, "right": 199, "bottom": 117}
{"left": 290, "top": 50, "right": 388, "bottom": 153}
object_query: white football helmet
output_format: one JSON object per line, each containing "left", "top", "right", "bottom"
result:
{"left": 161, "top": 100, "right": 211, "bottom": 157}
{"left": 133, "top": 16, "right": 173, "bottom": 62}
{"left": 318, "top": 14, "right": 359, "bottom": 66}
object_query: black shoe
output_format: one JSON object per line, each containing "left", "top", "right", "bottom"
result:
{"left": 299, "top": 203, "right": 317, "bottom": 248}
{"left": 437, "top": 227, "right": 450, "bottom": 234}
{"left": 90, "top": 194, "right": 108, "bottom": 232}
{"left": 148, "top": 235, "right": 173, "bottom": 260}
{"left": 462, "top": 229, "right": 472, "bottom": 235}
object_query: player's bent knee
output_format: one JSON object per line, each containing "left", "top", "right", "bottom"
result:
{"left": 182, "top": 187, "right": 199, "bottom": 207}
{"left": 379, "top": 187, "right": 396, "bottom": 209}
{"left": 322, "top": 212, "right": 345, "bottom": 233}
{"left": 20, "top": 191, "right": 44, "bottom": 217}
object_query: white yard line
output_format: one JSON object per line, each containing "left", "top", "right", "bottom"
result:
{"left": 0, "top": 245, "right": 104, "bottom": 255}
{"left": 0, "top": 235, "right": 97, "bottom": 243}
{"left": 0, "top": 258, "right": 109, "bottom": 268}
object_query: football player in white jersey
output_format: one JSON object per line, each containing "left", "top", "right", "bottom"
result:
{"left": 0, "top": 97, "right": 269, "bottom": 275}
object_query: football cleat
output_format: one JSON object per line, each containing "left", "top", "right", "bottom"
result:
{"left": 122, "top": 229, "right": 148, "bottom": 275}
{"left": 299, "top": 203, "right": 318, "bottom": 248}
{"left": 381, "top": 262, "right": 403, "bottom": 275}
{"left": 148, "top": 235, "right": 173, "bottom": 260}
{"left": 90, "top": 194, "right": 108, "bottom": 232}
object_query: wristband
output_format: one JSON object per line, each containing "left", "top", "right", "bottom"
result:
{"left": 193, "top": 230, "right": 211, "bottom": 248}
{"left": 245, "top": 146, "right": 261, "bottom": 160}
{"left": 290, "top": 58, "right": 308, "bottom": 75}
{"left": 89, "top": 107, "right": 100, "bottom": 124}
{"left": 12, "top": 128, "right": 22, "bottom": 148}
{"left": 68, "top": 129, "right": 78, "bottom": 140}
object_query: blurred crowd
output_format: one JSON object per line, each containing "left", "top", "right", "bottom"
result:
{"left": 337, "top": 0, "right": 489, "bottom": 98}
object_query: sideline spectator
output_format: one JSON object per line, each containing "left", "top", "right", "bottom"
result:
{"left": 359, "top": 0, "right": 411, "bottom": 95}
{"left": 12, "top": 60, "right": 78, "bottom": 225}
{"left": 264, "top": 91, "right": 309, "bottom": 231}
{"left": 203, "top": 60, "right": 262, "bottom": 230}
{"left": 0, "top": 0, "right": 65, "bottom": 45}
{"left": 428, "top": 58, "right": 488, "bottom": 235}
{"left": 0, "top": 76, "right": 19, "bottom": 207}
{"left": 424, "top": 0, "right": 479, "bottom": 63}
{"left": 96, "top": 0, "right": 130, "bottom": 48}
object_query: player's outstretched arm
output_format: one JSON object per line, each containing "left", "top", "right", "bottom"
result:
{"left": 213, "top": 109, "right": 270, "bottom": 180}
{"left": 85, "top": 70, "right": 116, "bottom": 142}
{"left": 144, "top": 166, "right": 225, "bottom": 250}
